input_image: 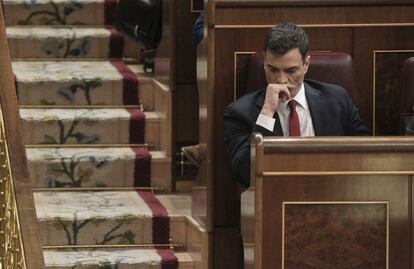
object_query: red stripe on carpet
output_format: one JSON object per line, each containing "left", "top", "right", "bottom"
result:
{"left": 110, "top": 61, "right": 139, "bottom": 105}
{"left": 104, "top": 0, "right": 117, "bottom": 25}
{"left": 107, "top": 27, "right": 124, "bottom": 59}
{"left": 131, "top": 147, "right": 151, "bottom": 187}
{"left": 137, "top": 191, "right": 170, "bottom": 244}
{"left": 126, "top": 108, "right": 145, "bottom": 143}
{"left": 157, "top": 249, "right": 179, "bottom": 269}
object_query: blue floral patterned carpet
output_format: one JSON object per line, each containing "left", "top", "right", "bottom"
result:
{"left": 3, "top": 0, "right": 194, "bottom": 267}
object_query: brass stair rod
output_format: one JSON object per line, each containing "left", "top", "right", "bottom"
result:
{"left": 42, "top": 243, "right": 184, "bottom": 250}
{"left": 32, "top": 187, "right": 164, "bottom": 192}
{"left": 25, "top": 143, "right": 154, "bottom": 148}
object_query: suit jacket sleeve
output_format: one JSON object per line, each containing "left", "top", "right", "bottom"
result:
{"left": 224, "top": 105, "right": 273, "bottom": 188}
{"left": 406, "top": 115, "right": 414, "bottom": 135}
{"left": 344, "top": 92, "right": 371, "bottom": 135}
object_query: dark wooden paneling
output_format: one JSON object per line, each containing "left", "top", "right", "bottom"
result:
{"left": 192, "top": 36, "right": 211, "bottom": 229}
{"left": 175, "top": 84, "right": 199, "bottom": 142}
{"left": 176, "top": 0, "right": 198, "bottom": 84}
{"left": 157, "top": 0, "right": 201, "bottom": 186}
{"left": 213, "top": 226, "right": 240, "bottom": 269}
{"left": 154, "top": 0, "right": 174, "bottom": 87}
{"left": 174, "top": 0, "right": 200, "bottom": 176}
{"left": 192, "top": 0, "right": 204, "bottom": 11}
{"left": 412, "top": 175, "right": 414, "bottom": 269}
{"left": 353, "top": 27, "right": 414, "bottom": 133}
{"left": 215, "top": 5, "right": 414, "bottom": 25}
{"left": 374, "top": 52, "right": 414, "bottom": 135}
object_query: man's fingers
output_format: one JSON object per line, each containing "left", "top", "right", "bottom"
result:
{"left": 279, "top": 87, "right": 291, "bottom": 100}
{"left": 271, "top": 86, "right": 290, "bottom": 102}
{"left": 263, "top": 84, "right": 293, "bottom": 114}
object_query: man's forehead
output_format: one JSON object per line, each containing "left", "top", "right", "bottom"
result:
{"left": 264, "top": 48, "right": 307, "bottom": 66}
{"left": 264, "top": 47, "right": 302, "bottom": 57}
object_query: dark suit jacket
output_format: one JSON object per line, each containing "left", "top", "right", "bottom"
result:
{"left": 406, "top": 115, "right": 414, "bottom": 135}
{"left": 224, "top": 79, "right": 370, "bottom": 188}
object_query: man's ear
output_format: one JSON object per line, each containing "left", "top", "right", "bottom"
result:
{"left": 263, "top": 50, "right": 267, "bottom": 69}
{"left": 303, "top": 54, "right": 311, "bottom": 74}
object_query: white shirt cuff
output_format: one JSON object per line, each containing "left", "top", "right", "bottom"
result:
{"left": 256, "top": 114, "right": 275, "bottom": 132}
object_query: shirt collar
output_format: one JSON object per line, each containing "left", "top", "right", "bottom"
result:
{"left": 293, "top": 83, "right": 307, "bottom": 109}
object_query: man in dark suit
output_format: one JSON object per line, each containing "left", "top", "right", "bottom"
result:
{"left": 224, "top": 22, "right": 370, "bottom": 188}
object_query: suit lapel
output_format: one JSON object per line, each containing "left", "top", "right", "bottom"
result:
{"left": 305, "top": 82, "right": 326, "bottom": 135}
{"left": 256, "top": 89, "right": 283, "bottom": 136}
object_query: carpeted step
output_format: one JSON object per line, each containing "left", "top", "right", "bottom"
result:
{"left": 34, "top": 191, "right": 190, "bottom": 246}
{"left": 26, "top": 148, "right": 170, "bottom": 189}
{"left": 3, "top": 0, "right": 117, "bottom": 26}
{"left": 20, "top": 108, "right": 160, "bottom": 147}
{"left": 7, "top": 26, "right": 139, "bottom": 59}
{"left": 13, "top": 61, "right": 152, "bottom": 107}
{"left": 43, "top": 249, "right": 194, "bottom": 269}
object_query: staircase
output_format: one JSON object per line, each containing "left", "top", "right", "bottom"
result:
{"left": 3, "top": 0, "right": 200, "bottom": 267}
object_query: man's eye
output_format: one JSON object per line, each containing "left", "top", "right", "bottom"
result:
{"left": 286, "top": 69, "right": 296, "bottom": 74}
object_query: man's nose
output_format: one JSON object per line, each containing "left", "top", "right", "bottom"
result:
{"left": 276, "top": 72, "right": 288, "bottom": 84}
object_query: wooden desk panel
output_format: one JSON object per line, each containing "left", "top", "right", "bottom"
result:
{"left": 244, "top": 136, "right": 414, "bottom": 269}
{"left": 258, "top": 175, "right": 410, "bottom": 269}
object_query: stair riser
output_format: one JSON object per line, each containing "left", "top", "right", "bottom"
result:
{"left": 39, "top": 219, "right": 184, "bottom": 246}
{"left": 17, "top": 80, "right": 128, "bottom": 106}
{"left": 138, "top": 81, "right": 155, "bottom": 111}
{"left": 20, "top": 113, "right": 159, "bottom": 147}
{"left": 45, "top": 260, "right": 194, "bottom": 269}
{"left": 35, "top": 192, "right": 180, "bottom": 246}
{"left": 150, "top": 159, "right": 172, "bottom": 192}
{"left": 17, "top": 78, "right": 144, "bottom": 106}
{"left": 43, "top": 249, "right": 193, "bottom": 269}
{"left": 4, "top": 2, "right": 109, "bottom": 26}
{"left": 13, "top": 61, "right": 150, "bottom": 107}
{"left": 29, "top": 159, "right": 171, "bottom": 190}
{"left": 27, "top": 149, "right": 154, "bottom": 188}
{"left": 38, "top": 218, "right": 154, "bottom": 246}
{"left": 8, "top": 34, "right": 139, "bottom": 59}
{"left": 17, "top": 79, "right": 153, "bottom": 109}
{"left": 29, "top": 156, "right": 140, "bottom": 188}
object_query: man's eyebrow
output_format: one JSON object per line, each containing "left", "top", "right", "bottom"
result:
{"left": 286, "top": 66, "right": 299, "bottom": 71}
{"left": 265, "top": 63, "right": 279, "bottom": 70}
{"left": 266, "top": 63, "right": 300, "bottom": 71}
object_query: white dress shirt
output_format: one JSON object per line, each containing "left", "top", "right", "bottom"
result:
{"left": 256, "top": 83, "right": 315, "bottom": 137}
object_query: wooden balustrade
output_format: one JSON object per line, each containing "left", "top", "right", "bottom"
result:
{"left": 0, "top": 4, "right": 44, "bottom": 269}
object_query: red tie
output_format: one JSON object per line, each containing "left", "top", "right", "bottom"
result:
{"left": 288, "top": 100, "right": 300, "bottom": 136}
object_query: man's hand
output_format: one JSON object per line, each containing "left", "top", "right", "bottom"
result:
{"left": 260, "top": 84, "right": 291, "bottom": 117}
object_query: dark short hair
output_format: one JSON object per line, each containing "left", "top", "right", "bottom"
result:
{"left": 263, "top": 22, "right": 309, "bottom": 60}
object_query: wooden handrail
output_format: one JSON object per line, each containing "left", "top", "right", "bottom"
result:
{"left": 0, "top": 3, "right": 45, "bottom": 269}
{"left": 259, "top": 136, "right": 414, "bottom": 153}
